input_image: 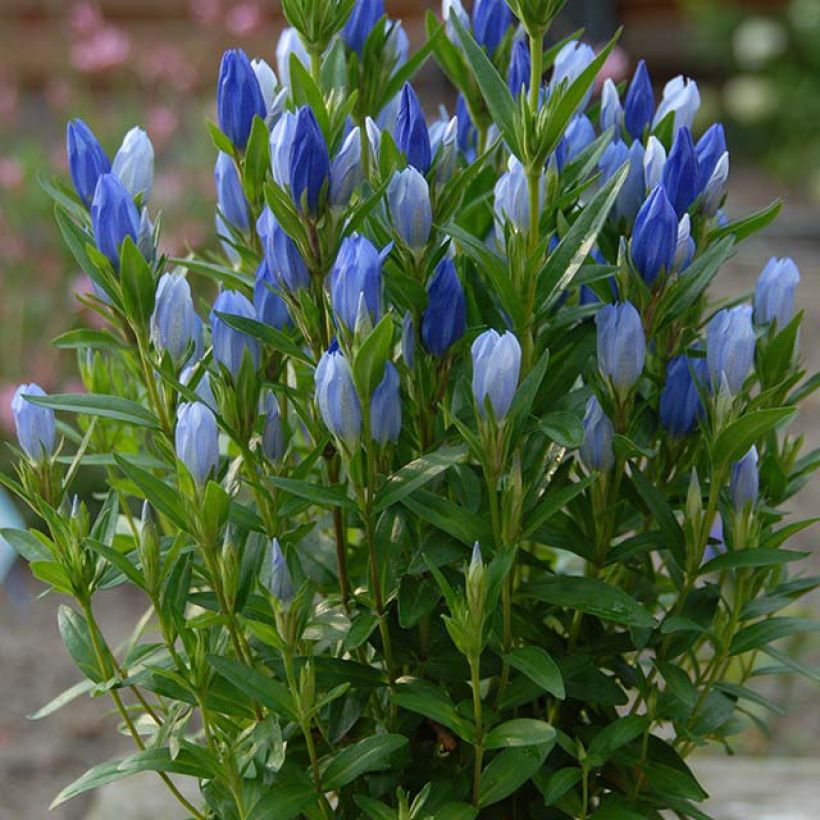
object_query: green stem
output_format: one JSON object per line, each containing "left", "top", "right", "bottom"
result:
{"left": 528, "top": 31, "right": 543, "bottom": 114}
{"left": 310, "top": 49, "right": 323, "bottom": 86}
{"left": 470, "top": 657, "right": 485, "bottom": 807}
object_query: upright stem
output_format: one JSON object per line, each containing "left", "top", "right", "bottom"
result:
{"left": 309, "top": 49, "right": 323, "bottom": 87}
{"left": 327, "top": 454, "right": 350, "bottom": 610}
{"left": 470, "top": 657, "right": 485, "bottom": 807}
{"left": 528, "top": 31, "right": 543, "bottom": 114}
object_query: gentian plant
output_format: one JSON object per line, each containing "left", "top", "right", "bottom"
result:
{"left": 4, "top": 1, "right": 818, "bottom": 817}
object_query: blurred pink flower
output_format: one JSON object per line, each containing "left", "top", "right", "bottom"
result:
{"left": 189, "top": 0, "right": 222, "bottom": 27}
{"left": 226, "top": 2, "right": 264, "bottom": 35}
{"left": 68, "top": 2, "right": 104, "bottom": 37}
{"left": 45, "top": 78, "right": 72, "bottom": 111}
{"left": 0, "top": 72, "right": 19, "bottom": 122}
{"left": 0, "top": 158, "right": 24, "bottom": 190}
{"left": 148, "top": 105, "right": 180, "bottom": 145}
{"left": 71, "top": 26, "right": 131, "bottom": 73}
{"left": 0, "top": 383, "right": 19, "bottom": 435}
{"left": 138, "top": 45, "right": 197, "bottom": 91}
{"left": 596, "top": 45, "right": 630, "bottom": 91}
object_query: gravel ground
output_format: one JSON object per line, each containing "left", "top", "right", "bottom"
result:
{"left": 0, "top": 168, "right": 817, "bottom": 818}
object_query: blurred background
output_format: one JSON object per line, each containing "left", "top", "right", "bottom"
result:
{"left": 0, "top": 1, "right": 817, "bottom": 817}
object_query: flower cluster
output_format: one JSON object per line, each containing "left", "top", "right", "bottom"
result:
{"left": 5, "top": 1, "right": 816, "bottom": 817}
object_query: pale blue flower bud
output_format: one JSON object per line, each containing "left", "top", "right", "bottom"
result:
{"left": 175, "top": 401, "right": 219, "bottom": 486}
{"left": 652, "top": 75, "right": 701, "bottom": 135}
{"left": 662, "top": 127, "right": 699, "bottom": 217}
{"left": 643, "top": 136, "right": 667, "bottom": 192}
{"left": 151, "top": 272, "right": 198, "bottom": 363}
{"left": 596, "top": 301, "right": 646, "bottom": 391}
{"left": 269, "top": 538, "right": 294, "bottom": 605}
{"left": 112, "top": 126, "right": 154, "bottom": 203}
{"left": 701, "top": 152, "right": 729, "bottom": 217}
{"left": 599, "top": 139, "right": 645, "bottom": 225}
{"left": 624, "top": 60, "right": 654, "bottom": 139}
{"left": 251, "top": 58, "right": 278, "bottom": 115}
{"left": 422, "top": 257, "right": 466, "bottom": 356}
{"left": 66, "top": 118, "right": 111, "bottom": 207}
{"left": 395, "top": 83, "right": 432, "bottom": 174}
{"left": 387, "top": 21, "right": 410, "bottom": 67}
{"left": 494, "top": 156, "right": 542, "bottom": 237}
{"left": 214, "top": 151, "right": 250, "bottom": 230}
{"left": 731, "top": 446, "right": 759, "bottom": 511}
{"left": 370, "top": 362, "right": 401, "bottom": 445}
{"left": 581, "top": 395, "right": 615, "bottom": 471}
{"left": 137, "top": 207, "right": 156, "bottom": 263}
{"left": 430, "top": 116, "right": 459, "bottom": 182}
{"left": 343, "top": 0, "right": 384, "bottom": 55}
{"left": 210, "top": 290, "right": 260, "bottom": 378}
{"left": 330, "top": 234, "right": 383, "bottom": 331}
{"left": 260, "top": 391, "right": 285, "bottom": 461}
{"left": 215, "top": 214, "right": 240, "bottom": 265}
{"left": 754, "top": 257, "right": 800, "bottom": 328}
{"left": 556, "top": 114, "right": 595, "bottom": 169}
{"left": 674, "top": 214, "right": 695, "bottom": 272}
{"left": 181, "top": 366, "right": 217, "bottom": 410}
{"left": 388, "top": 167, "right": 432, "bottom": 251}
{"left": 600, "top": 79, "right": 623, "bottom": 134}
{"left": 631, "top": 186, "right": 678, "bottom": 284}
{"left": 471, "top": 329, "right": 522, "bottom": 419}
{"left": 12, "top": 384, "right": 56, "bottom": 461}
{"left": 329, "top": 127, "right": 363, "bottom": 208}
{"left": 707, "top": 305, "right": 755, "bottom": 395}
{"left": 695, "top": 124, "right": 727, "bottom": 194}
{"left": 91, "top": 172, "right": 141, "bottom": 269}
{"left": 443, "top": 0, "right": 470, "bottom": 42}
{"left": 270, "top": 111, "right": 298, "bottom": 188}
{"left": 552, "top": 41, "right": 597, "bottom": 109}
{"left": 315, "top": 344, "right": 362, "bottom": 446}
{"left": 216, "top": 48, "right": 266, "bottom": 151}
{"left": 253, "top": 260, "right": 291, "bottom": 329}
{"left": 471, "top": 0, "right": 513, "bottom": 54}
{"left": 276, "top": 28, "right": 309, "bottom": 89}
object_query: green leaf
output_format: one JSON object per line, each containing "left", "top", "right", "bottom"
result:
{"left": 712, "top": 408, "right": 796, "bottom": 468}
{"left": 402, "top": 489, "right": 493, "bottom": 547}
{"left": 28, "top": 678, "right": 96, "bottom": 720}
{"left": 214, "top": 311, "right": 312, "bottom": 364}
{"left": 247, "top": 778, "right": 318, "bottom": 820}
{"left": 392, "top": 677, "right": 475, "bottom": 742}
{"left": 243, "top": 115, "right": 273, "bottom": 205}
{"left": 699, "top": 548, "right": 808, "bottom": 576}
{"left": 709, "top": 199, "right": 782, "bottom": 243}
{"left": 730, "top": 617, "right": 820, "bottom": 656}
{"left": 84, "top": 539, "right": 145, "bottom": 589}
{"left": 266, "top": 476, "right": 355, "bottom": 512}
{"left": 505, "top": 645, "right": 565, "bottom": 699}
{"left": 53, "top": 328, "right": 127, "bottom": 351}
{"left": 321, "top": 734, "right": 408, "bottom": 790}
{"left": 58, "top": 605, "right": 105, "bottom": 682}
{"left": 533, "top": 767, "right": 581, "bottom": 806}
{"left": 484, "top": 718, "right": 556, "bottom": 750}
{"left": 206, "top": 119, "right": 236, "bottom": 154}
{"left": 478, "top": 742, "right": 553, "bottom": 807}
{"left": 1, "top": 528, "right": 52, "bottom": 562}
{"left": 630, "top": 468, "right": 685, "bottom": 568}
{"left": 376, "top": 23, "right": 441, "bottom": 113}
{"left": 587, "top": 715, "right": 650, "bottom": 767}
{"left": 114, "top": 455, "right": 190, "bottom": 532}
{"left": 523, "top": 576, "right": 656, "bottom": 628}
{"left": 206, "top": 655, "right": 296, "bottom": 718}
{"left": 353, "top": 314, "right": 395, "bottom": 397}
{"left": 24, "top": 392, "right": 159, "bottom": 429}
{"left": 30, "top": 560, "right": 74, "bottom": 594}
{"left": 521, "top": 477, "right": 595, "bottom": 542}
{"left": 170, "top": 255, "right": 253, "bottom": 290}
{"left": 434, "top": 804, "right": 477, "bottom": 820}
{"left": 119, "top": 236, "right": 156, "bottom": 325}
{"left": 353, "top": 795, "right": 396, "bottom": 820}
{"left": 539, "top": 411, "right": 584, "bottom": 448}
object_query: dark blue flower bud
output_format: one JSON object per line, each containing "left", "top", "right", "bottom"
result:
{"left": 330, "top": 234, "right": 383, "bottom": 331}
{"left": 731, "top": 446, "right": 759, "bottom": 511}
{"left": 596, "top": 301, "right": 646, "bottom": 392}
{"left": 112, "top": 126, "right": 154, "bottom": 203}
{"left": 370, "top": 362, "right": 401, "bottom": 444}
{"left": 11, "top": 384, "right": 56, "bottom": 461}
{"left": 581, "top": 396, "right": 615, "bottom": 471}
{"left": 631, "top": 186, "right": 678, "bottom": 284}
{"left": 289, "top": 106, "right": 330, "bottom": 216}
{"left": 706, "top": 305, "right": 755, "bottom": 395}
{"left": 175, "top": 401, "right": 219, "bottom": 486}
{"left": 90, "top": 173, "right": 141, "bottom": 269}
{"left": 268, "top": 538, "right": 294, "bottom": 606}
{"left": 260, "top": 391, "right": 285, "bottom": 461}
{"left": 214, "top": 152, "right": 250, "bottom": 230}
{"left": 662, "top": 127, "right": 699, "bottom": 217}
{"left": 253, "top": 260, "right": 292, "bottom": 330}
{"left": 210, "top": 290, "right": 260, "bottom": 378}
{"left": 216, "top": 48, "right": 266, "bottom": 151}
{"left": 471, "top": 0, "right": 514, "bottom": 55}
{"left": 257, "top": 208, "right": 310, "bottom": 293}
{"left": 659, "top": 355, "right": 708, "bottom": 437}
{"left": 315, "top": 344, "right": 362, "bottom": 447}
{"left": 456, "top": 94, "right": 477, "bottom": 159}
{"left": 342, "top": 0, "right": 384, "bottom": 55}
{"left": 508, "top": 39, "right": 531, "bottom": 97}
{"left": 471, "top": 330, "right": 521, "bottom": 419}
{"left": 624, "top": 60, "right": 654, "bottom": 140}
{"left": 150, "top": 272, "right": 198, "bottom": 363}
{"left": 394, "top": 83, "right": 432, "bottom": 174}
{"left": 754, "top": 257, "right": 800, "bottom": 328}
{"left": 421, "top": 258, "right": 466, "bottom": 356}
{"left": 66, "top": 118, "right": 111, "bottom": 207}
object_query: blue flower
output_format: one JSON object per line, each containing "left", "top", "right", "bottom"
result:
{"left": 754, "top": 257, "right": 801, "bottom": 327}
{"left": 444, "top": 0, "right": 470, "bottom": 42}
{"left": 599, "top": 139, "right": 645, "bottom": 226}
{"left": 552, "top": 41, "right": 597, "bottom": 109}
{"left": 652, "top": 75, "right": 700, "bottom": 135}
{"left": 662, "top": 127, "right": 699, "bottom": 217}
{"left": 643, "top": 136, "right": 667, "bottom": 191}
{"left": 387, "top": 167, "right": 432, "bottom": 251}
{"left": 599, "top": 79, "right": 623, "bottom": 134}
{"left": 494, "top": 156, "right": 541, "bottom": 237}
{"left": 731, "top": 446, "right": 759, "bottom": 511}
{"left": 150, "top": 272, "right": 199, "bottom": 363}
{"left": 394, "top": 83, "right": 432, "bottom": 174}
{"left": 210, "top": 290, "right": 260, "bottom": 378}
{"left": 674, "top": 214, "right": 696, "bottom": 272}
{"left": 66, "top": 118, "right": 111, "bottom": 207}
{"left": 276, "top": 28, "right": 309, "bottom": 88}
{"left": 290, "top": 106, "right": 330, "bottom": 216}
{"left": 214, "top": 152, "right": 249, "bottom": 230}
{"left": 430, "top": 117, "right": 459, "bottom": 182}
{"left": 706, "top": 305, "right": 755, "bottom": 395}
{"left": 471, "top": 330, "right": 522, "bottom": 419}
{"left": 257, "top": 208, "right": 310, "bottom": 293}
{"left": 251, "top": 58, "right": 280, "bottom": 117}
{"left": 508, "top": 39, "right": 531, "bottom": 97}
{"left": 695, "top": 124, "right": 727, "bottom": 194}
{"left": 631, "top": 186, "right": 678, "bottom": 284}
{"left": 624, "top": 60, "right": 654, "bottom": 140}
{"left": 112, "top": 126, "right": 154, "bottom": 203}
{"left": 556, "top": 115, "right": 595, "bottom": 169}
{"left": 342, "top": 0, "right": 384, "bottom": 55}
{"left": 91, "top": 172, "right": 141, "bottom": 269}
{"left": 580, "top": 395, "right": 614, "bottom": 471}
{"left": 175, "top": 401, "right": 219, "bottom": 486}
{"left": 329, "top": 126, "right": 363, "bottom": 208}
{"left": 471, "top": 0, "right": 513, "bottom": 55}
{"left": 216, "top": 48, "right": 266, "bottom": 150}
{"left": 253, "top": 260, "right": 292, "bottom": 330}
{"left": 268, "top": 538, "right": 294, "bottom": 606}
{"left": 315, "top": 344, "right": 362, "bottom": 447}
{"left": 260, "top": 391, "right": 285, "bottom": 461}
{"left": 370, "top": 362, "right": 401, "bottom": 444}
{"left": 270, "top": 111, "right": 298, "bottom": 188}
{"left": 11, "top": 384, "right": 56, "bottom": 461}
{"left": 330, "top": 234, "right": 383, "bottom": 331}
{"left": 659, "top": 355, "right": 708, "bottom": 437}
{"left": 422, "top": 257, "right": 466, "bottom": 356}
{"left": 596, "top": 301, "right": 646, "bottom": 392}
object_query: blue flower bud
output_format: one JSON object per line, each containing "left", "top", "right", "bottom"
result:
{"left": 556, "top": 114, "right": 595, "bottom": 169}
{"left": 387, "top": 167, "right": 432, "bottom": 251}
{"left": 706, "top": 305, "right": 755, "bottom": 395}
{"left": 662, "top": 127, "right": 699, "bottom": 217}
{"left": 181, "top": 366, "right": 217, "bottom": 410}
{"left": 599, "top": 79, "right": 623, "bottom": 134}
{"left": 257, "top": 208, "right": 310, "bottom": 293}
{"left": 395, "top": 83, "right": 432, "bottom": 174}
{"left": 471, "top": 329, "right": 522, "bottom": 420}
{"left": 422, "top": 257, "right": 466, "bottom": 356}
{"left": 508, "top": 39, "right": 531, "bottom": 97}
{"left": 430, "top": 116, "right": 459, "bottom": 182}
{"left": 315, "top": 344, "right": 362, "bottom": 447}
{"left": 659, "top": 355, "right": 708, "bottom": 437}
{"left": 631, "top": 186, "right": 678, "bottom": 284}
{"left": 494, "top": 156, "right": 542, "bottom": 237}
{"left": 112, "top": 126, "right": 154, "bottom": 202}
{"left": 754, "top": 257, "right": 801, "bottom": 328}
{"left": 270, "top": 110, "right": 298, "bottom": 188}
{"left": 599, "top": 139, "right": 645, "bottom": 225}
{"left": 253, "top": 260, "right": 292, "bottom": 330}
{"left": 290, "top": 106, "right": 330, "bottom": 216}
{"left": 695, "top": 124, "right": 727, "bottom": 193}
{"left": 387, "top": 21, "right": 410, "bottom": 66}
{"left": 214, "top": 151, "right": 250, "bottom": 230}
{"left": 175, "top": 401, "right": 219, "bottom": 486}
{"left": 444, "top": 0, "right": 470, "bottom": 42}
{"left": 216, "top": 48, "right": 266, "bottom": 151}
{"left": 66, "top": 118, "right": 111, "bottom": 207}
{"left": 260, "top": 391, "right": 285, "bottom": 461}
{"left": 552, "top": 41, "right": 597, "bottom": 109}
{"left": 700, "top": 153, "right": 729, "bottom": 217}
{"left": 268, "top": 538, "right": 294, "bottom": 606}
{"left": 276, "top": 28, "right": 309, "bottom": 88}
{"left": 137, "top": 207, "right": 156, "bottom": 263}
{"left": 581, "top": 395, "right": 615, "bottom": 471}
{"left": 370, "top": 362, "right": 402, "bottom": 445}
{"left": 330, "top": 126, "right": 363, "bottom": 208}
{"left": 342, "top": 0, "right": 384, "bottom": 55}
{"left": 643, "top": 136, "right": 666, "bottom": 191}
{"left": 402, "top": 312, "right": 415, "bottom": 368}
{"left": 674, "top": 214, "right": 695, "bottom": 272}
{"left": 731, "top": 446, "right": 759, "bottom": 511}
{"left": 652, "top": 75, "right": 700, "bottom": 135}
{"left": 210, "top": 290, "right": 260, "bottom": 378}
{"left": 151, "top": 272, "right": 198, "bottom": 363}
{"left": 596, "top": 301, "right": 646, "bottom": 392}
{"left": 11, "top": 384, "right": 56, "bottom": 461}
{"left": 703, "top": 515, "right": 727, "bottom": 563}
{"left": 251, "top": 58, "right": 279, "bottom": 116}
{"left": 91, "top": 172, "right": 141, "bottom": 269}
{"left": 624, "top": 59, "right": 654, "bottom": 139}
{"left": 456, "top": 94, "right": 477, "bottom": 159}
{"left": 216, "top": 214, "right": 240, "bottom": 265}
{"left": 330, "top": 234, "right": 383, "bottom": 331}
{"left": 471, "top": 0, "right": 514, "bottom": 55}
